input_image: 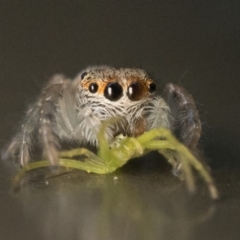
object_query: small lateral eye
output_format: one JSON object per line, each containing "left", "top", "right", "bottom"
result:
{"left": 81, "top": 72, "right": 88, "bottom": 80}
{"left": 148, "top": 82, "right": 157, "bottom": 93}
{"left": 104, "top": 82, "right": 123, "bottom": 101}
{"left": 89, "top": 83, "right": 98, "bottom": 93}
{"left": 127, "top": 82, "right": 146, "bottom": 101}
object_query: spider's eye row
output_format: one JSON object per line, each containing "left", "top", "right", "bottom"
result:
{"left": 81, "top": 72, "right": 88, "bottom": 80}
{"left": 89, "top": 83, "right": 99, "bottom": 93}
{"left": 127, "top": 82, "right": 146, "bottom": 101}
{"left": 104, "top": 82, "right": 123, "bottom": 101}
{"left": 148, "top": 82, "right": 157, "bottom": 93}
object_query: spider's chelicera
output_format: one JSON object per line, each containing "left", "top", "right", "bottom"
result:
{"left": 3, "top": 66, "right": 218, "bottom": 199}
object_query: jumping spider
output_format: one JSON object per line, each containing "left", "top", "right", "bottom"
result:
{"left": 3, "top": 66, "right": 218, "bottom": 199}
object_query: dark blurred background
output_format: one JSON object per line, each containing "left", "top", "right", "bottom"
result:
{"left": 0, "top": 1, "right": 240, "bottom": 240}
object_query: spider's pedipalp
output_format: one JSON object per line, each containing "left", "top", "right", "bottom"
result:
{"left": 145, "top": 96, "right": 170, "bottom": 131}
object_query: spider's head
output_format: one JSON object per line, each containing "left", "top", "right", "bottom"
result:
{"left": 75, "top": 66, "right": 157, "bottom": 136}
{"left": 78, "top": 66, "right": 156, "bottom": 102}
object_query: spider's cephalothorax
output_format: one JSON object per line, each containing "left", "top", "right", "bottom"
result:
{"left": 74, "top": 67, "right": 169, "bottom": 143}
{"left": 3, "top": 66, "right": 201, "bottom": 168}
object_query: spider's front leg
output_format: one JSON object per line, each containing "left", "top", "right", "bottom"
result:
{"left": 161, "top": 83, "right": 204, "bottom": 177}
{"left": 163, "top": 83, "right": 201, "bottom": 150}
{"left": 3, "top": 75, "right": 70, "bottom": 166}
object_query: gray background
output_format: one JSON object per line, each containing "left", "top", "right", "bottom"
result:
{"left": 0, "top": 1, "right": 240, "bottom": 240}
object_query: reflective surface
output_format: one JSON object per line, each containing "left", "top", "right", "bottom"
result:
{"left": 1, "top": 161, "right": 240, "bottom": 240}
{"left": 1, "top": 1, "right": 240, "bottom": 240}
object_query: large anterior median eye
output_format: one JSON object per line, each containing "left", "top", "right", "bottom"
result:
{"left": 127, "top": 82, "right": 146, "bottom": 101}
{"left": 104, "top": 82, "right": 123, "bottom": 101}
